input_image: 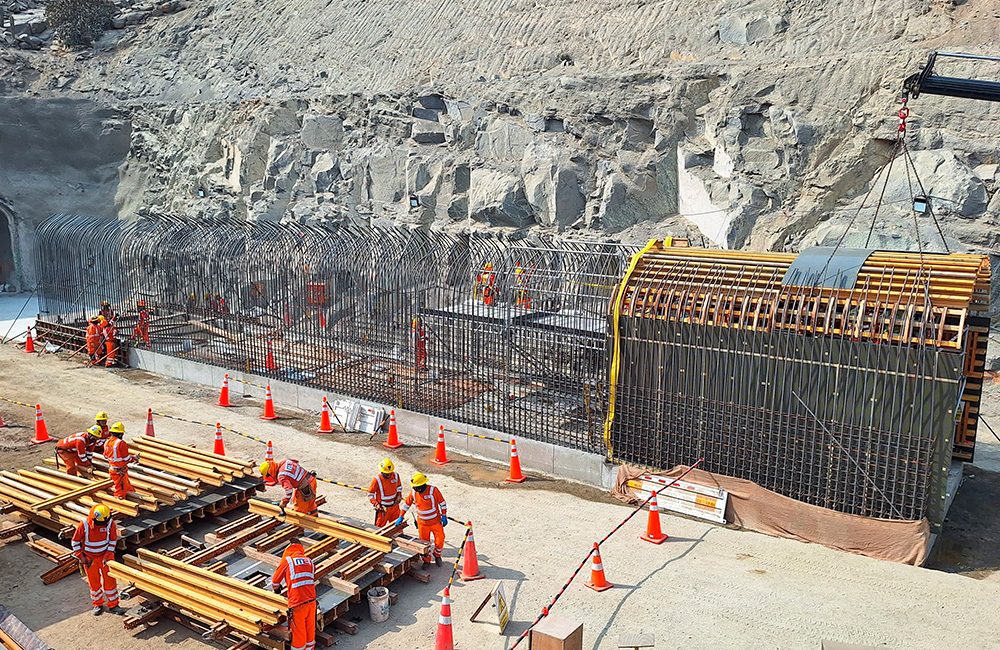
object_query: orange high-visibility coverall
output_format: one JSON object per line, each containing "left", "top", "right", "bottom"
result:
{"left": 367, "top": 471, "right": 402, "bottom": 527}
{"left": 272, "top": 545, "right": 316, "bottom": 650}
{"left": 103, "top": 437, "right": 134, "bottom": 499}
{"left": 133, "top": 306, "right": 150, "bottom": 345}
{"left": 413, "top": 321, "right": 428, "bottom": 371}
{"left": 401, "top": 485, "right": 447, "bottom": 561}
{"left": 72, "top": 516, "right": 119, "bottom": 608}
{"left": 86, "top": 322, "right": 102, "bottom": 362}
{"left": 56, "top": 431, "right": 95, "bottom": 476}
{"left": 275, "top": 459, "right": 318, "bottom": 515}
{"left": 102, "top": 321, "right": 118, "bottom": 367}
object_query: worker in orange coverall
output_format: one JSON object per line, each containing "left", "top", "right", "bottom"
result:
{"left": 72, "top": 504, "right": 124, "bottom": 616}
{"left": 367, "top": 458, "right": 403, "bottom": 527}
{"left": 102, "top": 317, "right": 119, "bottom": 367}
{"left": 396, "top": 472, "right": 447, "bottom": 567}
{"left": 260, "top": 459, "right": 318, "bottom": 515}
{"left": 132, "top": 299, "right": 151, "bottom": 346}
{"left": 103, "top": 422, "right": 139, "bottom": 499}
{"left": 56, "top": 425, "right": 103, "bottom": 477}
{"left": 272, "top": 543, "right": 317, "bottom": 650}
{"left": 86, "top": 316, "right": 103, "bottom": 364}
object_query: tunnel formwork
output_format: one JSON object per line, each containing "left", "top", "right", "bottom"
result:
{"left": 605, "top": 241, "right": 991, "bottom": 529}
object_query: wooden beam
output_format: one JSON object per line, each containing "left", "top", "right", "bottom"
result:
{"left": 186, "top": 519, "right": 280, "bottom": 565}
{"left": 237, "top": 545, "right": 360, "bottom": 596}
{"left": 248, "top": 500, "right": 392, "bottom": 553}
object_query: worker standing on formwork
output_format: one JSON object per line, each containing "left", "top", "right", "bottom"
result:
{"left": 271, "top": 543, "right": 316, "bottom": 650}
{"left": 132, "top": 300, "right": 151, "bottom": 347}
{"left": 56, "top": 425, "right": 103, "bottom": 477}
{"left": 396, "top": 472, "right": 447, "bottom": 567}
{"left": 86, "top": 316, "right": 103, "bottom": 364}
{"left": 412, "top": 317, "right": 428, "bottom": 372}
{"left": 103, "top": 422, "right": 138, "bottom": 499}
{"left": 72, "top": 504, "right": 124, "bottom": 616}
{"left": 102, "top": 317, "right": 119, "bottom": 367}
{"left": 367, "top": 458, "right": 403, "bottom": 527}
{"left": 476, "top": 263, "right": 496, "bottom": 305}
{"left": 260, "top": 459, "right": 319, "bottom": 516}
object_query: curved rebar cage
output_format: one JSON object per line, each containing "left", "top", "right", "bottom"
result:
{"left": 35, "top": 215, "right": 637, "bottom": 453}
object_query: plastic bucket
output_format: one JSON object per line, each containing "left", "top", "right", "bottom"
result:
{"left": 367, "top": 586, "right": 390, "bottom": 623}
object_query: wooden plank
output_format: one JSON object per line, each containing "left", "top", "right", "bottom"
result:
{"left": 29, "top": 479, "right": 114, "bottom": 512}
{"left": 406, "top": 568, "right": 431, "bottom": 583}
{"left": 0, "top": 522, "right": 34, "bottom": 541}
{"left": 216, "top": 514, "right": 261, "bottom": 538}
{"left": 122, "top": 602, "right": 166, "bottom": 630}
{"left": 185, "top": 519, "right": 280, "bottom": 565}
{"left": 330, "top": 618, "right": 358, "bottom": 635}
{"left": 41, "top": 557, "right": 80, "bottom": 585}
{"left": 248, "top": 500, "right": 392, "bottom": 553}
{"left": 238, "top": 545, "right": 360, "bottom": 596}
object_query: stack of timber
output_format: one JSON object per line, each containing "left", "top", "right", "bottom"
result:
{"left": 112, "top": 499, "right": 431, "bottom": 649}
{"left": 0, "top": 437, "right": 263, "bottom": 551}
{"left": 0, "top": 604, "right": 53, "bottom": 650}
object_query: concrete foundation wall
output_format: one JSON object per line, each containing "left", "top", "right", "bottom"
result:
{"left": 130, "top": 348, "right": 618, "bottom": 489}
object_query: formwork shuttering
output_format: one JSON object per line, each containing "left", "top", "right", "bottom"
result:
{"left": 35, "top": 215, "right": 635, "bottom": 454}
{"left": 605, "top": 242, "right": 991, "bottom": 530}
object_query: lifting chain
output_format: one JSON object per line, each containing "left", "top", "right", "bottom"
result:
{"left": 898, "top": 94, "right": 910, "bottom": 134}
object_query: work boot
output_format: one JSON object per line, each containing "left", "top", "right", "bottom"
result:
{"left": 108, "top": 606, "right": 126, "bottom": 615}
{"left": 92, "top": 606, "right": 103, "bottom": 616}
{"left": 421, "top": 556, "right": 430, "bottom": 569}
{"left": 434, "top": 555, "right": 442, "bottom": 567}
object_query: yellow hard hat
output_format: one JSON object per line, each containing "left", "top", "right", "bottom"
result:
{"left": 259, "top": 461, "right": 273, "bottom": 477}
{"left": 89, "top": 316, "right": 99, "bottom": 323}
{"left": 90, "top": 504, "right": 111, "bottom": 524}
{"left": 97, "top": 316, "right": 106, "bottom": 324}
{"left": 109, "top": 422, "right": 125, "bottom": 435}
{"left": 484, "top": 263, "right": 493, "bottom": 270}
{"left": 87, "top": 425, "right": 103, "bottom": 437}
{"left": 95, "top": 411, "right": 109, "bottom": 422}
{"left": 410, "top": 472, "right": 427, "bottom": 488}
{"left": 379, "top": 458, "right": 394, "bottom": 474}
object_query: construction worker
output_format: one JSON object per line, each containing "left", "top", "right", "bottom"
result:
{"left": 102, "top": 317, "right": 118, "bottom": 367}
{"left": 99, "top": 300, "right": 115, "bottom": 323}
{"left": 367, "top": 459, "right": 403, "bottom": 527}
{"left": 86, "top": 316, "right": 103, "bottom": 364}
{"left": 94, "top": 411, "right": 110, "bottom": 439}
{"left": 56, "top": 425, "right": 103, "bottom": 477}
{"left": 271, "top": 543, "right": 316, "bottom": 650}
{"left": 215, "top": 293, "right": 228, "bottom": 313}
{"left": 132, "top": 300, "right": 151, "bottom": 347}
{"left": 72, "top": 504, "right": 123, "bottom": 616}
{"left": 395, "top": 472, "right": 447, "bottom": 566}
{"left": 476, "top": 263, "right": 496, "bottom": 306}
{"left": 103, "top": 422, "right": 138, "bottom": 499}
{"left": 412, "top": 317, "right": 428, "bottom": 372}
{"left": 514, "top": 263, "right": 532, "bottom": 309}
{"left": 260, "top": 459, "right": 318, "bottom": 516}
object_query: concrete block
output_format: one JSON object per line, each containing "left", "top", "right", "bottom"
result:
{"left": 155, "top": 354, "right": 187, "bottom": 382}
{"left": 394, "top": 409, "right": 432, "bottom": 446}
{"left": 553, "top": 445, "right": 605, "bottom": 486}
{"left": 512, "top": 437, "right": 554, "bottom": 475}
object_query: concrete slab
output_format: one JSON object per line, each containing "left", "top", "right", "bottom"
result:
{"left": 553, "top": 444, "right": 607, "bottom": 487}
{"left": 512, "top": 436, "right": 554, "bottom": 475}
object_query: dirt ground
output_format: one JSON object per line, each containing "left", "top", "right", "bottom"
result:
{"left": 3, "top": 344, "right": 1000, "bottom": 650}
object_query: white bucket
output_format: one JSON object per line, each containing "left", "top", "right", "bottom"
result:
{"left": 367, "top": 586, "right": 390, "bottom": 623}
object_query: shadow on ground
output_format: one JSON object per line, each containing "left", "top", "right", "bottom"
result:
{"left": 927, "top": 465, "right": 1000, "bottom": 579}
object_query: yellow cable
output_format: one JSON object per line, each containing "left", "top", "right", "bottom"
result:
{"left": 603, "top": 238, "right": 659, "bottom": 460}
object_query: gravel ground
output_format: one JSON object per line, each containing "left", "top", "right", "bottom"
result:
{"left": 2, "top": 343, "right": 1000, "bottom": 650}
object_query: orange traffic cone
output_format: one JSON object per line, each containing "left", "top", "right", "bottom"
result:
{"left": 264, "top": 441, "right": 276, "bottom": 485}
{"left": 641, "top": 492, "right": 668, "bottom": 544}
{"left": 383, "top": 409, "right": 402, "bottom": 449}
{"left": 213, "top": 423, "right": 226, "bottom": 455}
{"left": 317, "top": 397, "right": 334, "bottom": 433}
{"left": 585, "top": 542, "right": 613, "bottom": 592}
{"left": 31, "top": 404, "right": 53, "bottom": 444}
{"left": 216, "top": 374, "right": 232, "bottom": 407}
{"left": 24, "top": 327, "right": 35, "bottom": 353}
{"left": 434, "top": 588, "right": 454, "bottom": 650}
{"left": 0, "top": 409, "right": 6, "bottom": 428}
{"left": 505, "top": 438, "right": 526, "bottom": 483}
{"left": 144, "top": 408, "right": 155, "bottom": 437}
{"left": 461, "top": 522, "right": 484, "bottom": 581}
{"left": 265, "top": 338, "right": 277, "bottom": 371}
{"left": 260, "top": 385, "right": 279, "bottom": 420}
{"left": 431, "top": 425, "right": 450, "bottom": 465}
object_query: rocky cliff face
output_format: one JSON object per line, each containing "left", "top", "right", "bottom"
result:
{"left": 2, "top": 0, "right": 1000, "bottom": 282}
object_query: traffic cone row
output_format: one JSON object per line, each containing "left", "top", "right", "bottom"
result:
{"left": 317, "top": 397, "right": 334, "bottom": 433}
{"left": 260, "top": 385, "right": 279, "bottom": 420}
{"left": 213, "top": 423, "right": 225, "bottom": 455}
{"left": 383, "top": 409, "right": 402, "bottom": 449}
{"left": 144, "top": 408, "right": 155, "bottom": 437}
{"left": 431, "top": 425, "right": 450, "bottom": 465}
{"left": 216, "top": 374, "right": 232, "bottom": 407}
{"left": 24, "top": 327, "right": 35, "bottom": 353}
{"left": 31, "top": 404, "right": 52, "bottom": 444}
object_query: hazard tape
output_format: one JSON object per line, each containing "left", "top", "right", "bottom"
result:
{"left": 315, "top": 477, "right": 366, "bottom": 492}
{"left": 228, "top": 377, "right": 269, "bottom": 390}
{"left": 445, "top": 524, "right": 473, "bottom": 591}
{"left": 151, "top": 412, "right": 270, "bottom": 445}
{"left": 0, "top": 396, "right": 35, "bottom": 409}
{"left": 443, "top": 428, "right": 509, "bottom": 445}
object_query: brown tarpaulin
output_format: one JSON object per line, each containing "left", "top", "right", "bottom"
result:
{"left": 613, "top": 464, "right": 930, "bottom": 565}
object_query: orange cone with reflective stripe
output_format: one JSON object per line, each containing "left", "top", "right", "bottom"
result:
{"left": 24, "top": 327, "right": 35, "bottom": 353}
{"left": 260, "top": 385, "right": 279, "bottom": 420}
{"left": 216, "top": 374, "right": 232, "bottom": 407}
{"left": 213, "top": 423, "right": 225, "bottom": 455}
{"left": 265, "top": 338, "right": 277, "bottom": 371}
{"left": 144, "top": 408, "right": 155, "bottom": 437}
{"left": 641, "top": 492, "right": 668, "bottom": 544}
{"left": 434, "top": 587, "right": 454, "bottom": 650}
{"left": 317, "top": 397, "right": 334, "bottom": 433}
{"left": 264, "top": 441, "right": 276, "bottom": 485}
{"left": 383, "top": 409, "right": 402, "bottom": 449}
{"left": 584, "top": 542, "right": 613, "bottom": 592}
{"left": 431, "top": 425, "right": 450, "bottom": 465}
{"left": 461, "top": 522, "right": 484, "bottom": 581}
{"left": 31, "top": 404, "right": 53, "bottom": 444}
{"left": 505, "top": 438, "right": 526, "bottom": 483}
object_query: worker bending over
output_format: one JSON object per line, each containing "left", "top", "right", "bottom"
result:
{"left": 367, "top": 458, "right": 402, "bottom": 527}
{"left": 272, "top": 543, "right": 316, "bottom": 650}
{"left": 133, "top": 300, "right": 151, "bottom": 346}
{"left": 86, "top": 316, "right": 104, "bottom": 364}
{"left": 72, "top": 504, "right": 123, "bottom": 616}
{"left": 103, "top": 422, "right": 138, "bottom": 499}
{"left": 261, "top": 459, "right": 318, "bottom": 515}
{"left": 56, "top": 425, "right": 103, "bottom": 477}
{"left": 396, "top": 472, "right": 447, "bottom": 566}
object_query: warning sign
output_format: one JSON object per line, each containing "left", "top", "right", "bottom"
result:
{"left": 470, "top": 581, "right": 510, "bottom": 634}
